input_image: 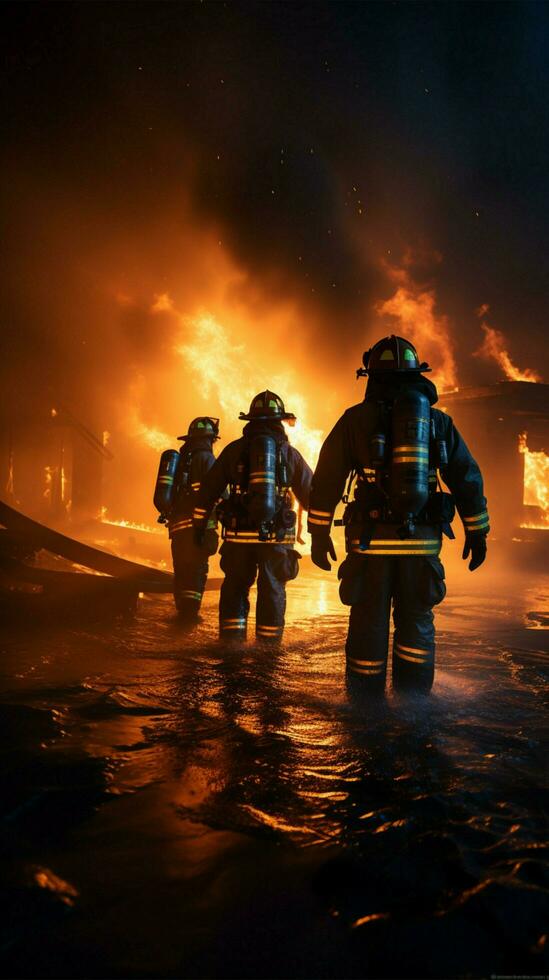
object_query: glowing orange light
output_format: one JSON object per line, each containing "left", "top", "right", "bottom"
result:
{"left": 43, "top": 465, "right": 53, "bottom": 500}
{"left": 376, "top": 262, "right": 458, "bottom": 393}
{"left": 100, "top": 510, "right": 164, "bottom": 535}
{"left": 175, "top": 311, "right": 324, "bottom": 466}
{"left": 475, "top": 310, "right": 541, "bottom": 382}
{"left": 519, "top": 433, "right": 549, "bottom": 528}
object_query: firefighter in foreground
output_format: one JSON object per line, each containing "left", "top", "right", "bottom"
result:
{"left": 309, "top": 336, "right": 489, "bottom": 692}
{"left": 193, "top": 392, "right": 313, "bottom": 642}
{"left": 154, "top": 417, "right": 220, "bottom": 620}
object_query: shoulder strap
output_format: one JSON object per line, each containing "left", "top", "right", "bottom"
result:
{"left": 342, "top": 468, "right": 357, "bottom": 504}
{"left": 276, "top": 444, "right": 289, "bottom": 491}
{"left": 232, "top": 448, "right": 248, "bottom": 493}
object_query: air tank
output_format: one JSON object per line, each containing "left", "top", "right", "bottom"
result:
{"left": 153, "top": 449, "right": 180, "bottom": 516}
{"left": 389, "top": 389, "right": 430, "bottom": 523}
{"left": 248, "top": 434, "right": 277, "bottom": 525}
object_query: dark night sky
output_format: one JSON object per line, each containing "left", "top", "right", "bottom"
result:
{"left": 2, "top": 0, "right": 549, "bottom": 430}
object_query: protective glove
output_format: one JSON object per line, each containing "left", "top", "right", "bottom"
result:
{"left": 462, "top": 533, "right": 487, "bottom": 571}
{"left": 311, "top": 533, "right": 337, "bottom": 571}
{"left": 193, "top": 525, "right": 206, "bottom": 548}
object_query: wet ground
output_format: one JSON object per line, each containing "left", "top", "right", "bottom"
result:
{"left": 1, "top": 555, "right": 548, "bottom": 979}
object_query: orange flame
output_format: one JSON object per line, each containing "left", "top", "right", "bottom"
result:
{"left": 475, "top": 309, "right": 541, "bottom": 382}
{"left": 519, "top": 433, "right": 549, "bottom": 527}
{"left": 128, "top": 407, "right": 171, "bottom": 452}
{"left": 100, "top": 512, "right": 164, "bottom": 536}
{"left": 43, "top": 465, "right": 52, "bottom": 501}
{"left": 376, "top": 263, "right": 458, "bottom": 392}
{"left": 151, "top": 293, "right": 175, "bottom": 314}
{"left": 175, "top": 311, "right": 323, "bottom": 466}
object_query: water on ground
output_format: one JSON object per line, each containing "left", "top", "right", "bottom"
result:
{"left": 1, "top": 556, "right": 548, "bottom": 978}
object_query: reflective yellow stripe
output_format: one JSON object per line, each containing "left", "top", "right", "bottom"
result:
{"left": 193, "top": 509, "right": 207, "bottom": 516}
{"left": 351, "top": 547, "right": 440, "bottom": 555}
{"left": 348, "top": 665, "right": 385, "bottom": 675}
{"left": 395, "top": 650, "right": 430, "bottom": 664}
{"left": 396, "top": 643, "right": 430, "bottom": 656}
{"left": 393, "top": 457, "right": 429, "bottom": 464}
{"left": 463, "top": 511, "right": 488, "bottom": 523}
{"left": 348, "top": 658, "right": 385, "bottom": 667}
{"left": 224, "top": 532, "right": 266, "bottom": 538}
{"left": 221, "top": 624, "right": 247, "bottom": 630}
{"left": 224, "top": 532, "right": 295, "bottom": 543}
{"left": 181, "top": 591, "right": 202, "bottom": 599}
{"left": 308, "top": 517, "right": 331, "bottom": 525}
{"left": 350, "top": 538, "right": 440, "bottom": 556}
{"left": 158, "top": 476, "right": 174, "bottom": 483}
{"left": 394, "top": 446, "right": 429, "bottom": 454}
{"left": 355, "top": 539, "right": 440, "bottom": 546}
{"left": 249, "top": 477, "right": 276, "bottom": 484}
{"left": 309, "top": 509, "right": 332, "bottom": 517}
{"left": 221, "top": 618, "right": 247, "bottom": 624}
{"left": 257, "top": 625, "right": 282, "bottom": 632}
{"left": 225, "top": 539, "right": 295, "bottom": 544}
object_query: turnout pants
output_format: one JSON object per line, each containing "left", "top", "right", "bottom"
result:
{"left": 219, "top": 542, "right": 299, "bottom": 641}
{"left": 341, "top": 555, "right": 446, "bottom": 691}
{"left": 171, "top": 530, "right": 210, "bottom": 618}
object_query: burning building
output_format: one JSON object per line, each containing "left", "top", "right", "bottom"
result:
{"left": 1, "top": 403, "right": 113, "bottom": 527}
{"left": 440, "top": 381, "right": 549, "bottom": 538}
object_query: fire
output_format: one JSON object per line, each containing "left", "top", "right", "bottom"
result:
{"left": 519, "top": 433, "right": 549, "bottom": 527}
{"left": 175, "top": 311, "right": 323, "bottom": 466}
{"left": 151, "top": 293, "right": 175, "bottom": 314}
{"left": 377, "top": 262, "right": 458, "bottom": 392}
{"left": 100, "top": 508, "right": 163, "bottom": 535}
{"left": 129, "top": 414, "right": 171, "bottom": 452}
{"left": 43, "top": 465, "right": 53, "bottom": 501}
{"left": 475, "top": 309, "right": 541, "bottom": 382}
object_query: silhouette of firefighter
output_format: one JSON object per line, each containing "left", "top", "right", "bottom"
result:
{"left": 309, "top": 336, "right": 489, "bottom": 692}
{"left": 153, "top": 417, "right": 220, "bottom": 620}
{"left": 193, "top": 391, "right": 312, "bottom": 642}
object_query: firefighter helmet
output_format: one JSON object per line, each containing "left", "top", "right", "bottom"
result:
{"left": 239, "top": 390, "right": 296, "bottom": 423}
{"left": 357, "top": 335, "right": 431, "bottom": 377}
{"left": 177, "top": 417, "right": 220, "bottom": 441}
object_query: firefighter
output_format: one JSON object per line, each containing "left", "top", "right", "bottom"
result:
{"left": 193, "top": 391, "right": 313, "bottom": 642}
{"left": 309, "top": 336, "right": 489, "bottom": 692}
{"left": 153, "top": 417, "right": 220, "bottom": 620}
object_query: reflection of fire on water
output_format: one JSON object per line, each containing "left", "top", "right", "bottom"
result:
{"left": 519, "top": 434, "right": 549, "bottom": 528}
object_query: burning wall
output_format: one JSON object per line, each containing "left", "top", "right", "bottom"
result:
{"left": 441, "top": 382, "right": 549, "bottom": 536}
